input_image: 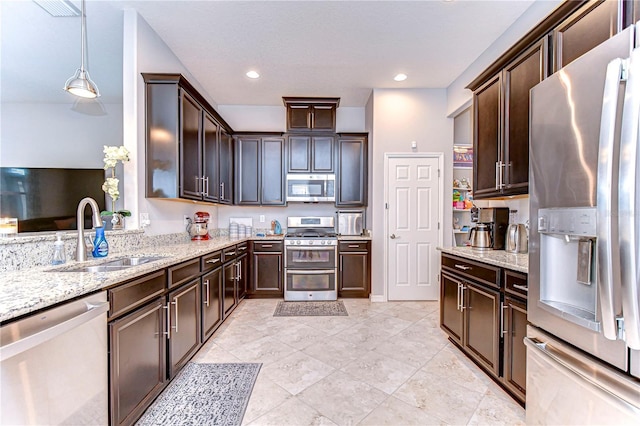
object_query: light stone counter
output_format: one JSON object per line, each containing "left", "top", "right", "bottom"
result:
{"left": 337, "top": 234, "right": 372, "bottom": 241}
{"left": 438, "top": 246, "right": 528, "bottom": 274}
{"left": 0, "top": 235, "right": 261, "bottom": 323}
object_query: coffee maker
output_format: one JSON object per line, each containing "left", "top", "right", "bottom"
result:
{"left": 469, "top": 207, "right": 509, "bottom": 250}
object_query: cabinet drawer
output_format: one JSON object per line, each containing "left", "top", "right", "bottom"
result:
{"left": 168, "top": 258, "right": 201, "bottom": 289}
{"left": 339, "top": 241, "right": 369, "bottom": 252}
{"left": 108, "top": 270, "right": 166, "bottom": 320}
{"left": 236, "top": 242, "right": 249, "bottom": 256}
{"left": 223, "top": 245, "right": 238, "bottom": 262}
{"left": 505, "top": 269, "right": 528, "bottom": 300}
{"left": 201, "top": 250, "right": 223, "bottom": 272}
{"left": 252, "top": 241, "right": 283, "bottom": 252}
{"left": 441, "top": 254, "right": 500, "bottom": 289}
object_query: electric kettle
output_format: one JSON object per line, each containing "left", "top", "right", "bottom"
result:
{"left": 506, "top": 223, "right": 528, "bottom": 253}
{"left": 469, "top": 224, "right": 492, "bottom": 251}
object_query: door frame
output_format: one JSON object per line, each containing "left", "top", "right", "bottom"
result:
{"left": 383, "top": 152, "right": 444, "bottom": 302}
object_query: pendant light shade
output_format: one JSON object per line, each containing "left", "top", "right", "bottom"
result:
{"left": 64, "top": 0, "right": 99, "bottom": 98}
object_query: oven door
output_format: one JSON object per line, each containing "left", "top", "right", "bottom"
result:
{"left": 285, "top": 269, "right": 337, "bottom": 301}
{"left": 285, "top": 246, "right": 336, "bottom": 269}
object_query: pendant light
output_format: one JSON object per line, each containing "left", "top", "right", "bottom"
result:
{"left": 63, "top": 0, "right": 99, "bottom": 98}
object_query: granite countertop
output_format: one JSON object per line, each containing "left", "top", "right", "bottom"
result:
{"left": 0, "top": 236, "right": 261, "bottom": 323}
{"left": 337, "top": 234, "right": 372, "bottom": 240}
{"left": 438, "top": 246, "right": 529, "bottom": 274}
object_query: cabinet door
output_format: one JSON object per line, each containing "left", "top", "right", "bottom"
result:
{"left": 287, "top": 105, "right": 313, "bottom": 131}
{"left": 235, "top": 137, "right": 260, "bottom": 205}
{"left": 202, "top": 112, "right": 219, "bottom": 203}
{"left": 288, "top": 136, "right": 311, "bottom": 172}
{"left": 554, "top": 0, "right": 619, "bottom": 71}
{"left": 262, "top": 138, "right": 286, "bottom": 205}
{"left": 502, "top": 39, "right": 546, "bottom": 195}
{"left": 168, "top": 279, "right": 201, "bottom": 378}
{"left": 180, "top": 91, "right": 203, "bottom": 200}
{"left": 338, "top": 251, "right": 370, "bottom": 298}
{"left": 473, "top": 75, "right": 501, "bottom": 199}
{"left": 236, "top": 254, "right": 248, "bottom": 300}
{"left": 336, "top": 135, "right": 367, "bottom": 207}
{"left": 109, "top": 298, "right": 166, "bottom": 426}
{"left": 503, "top": 296, "right": 527, "bottom": 403}
{"left": 201, "top": 268, "right": 222, "bottom": 341}
{"left": 312, "top": 136, "right": 334, "bottom": 172}
{"left": 251, "top": 252, "right": 282, "bottom": 294}
{"left": 311, "top": 106, "right": 336, "bottom": 131}
{"left": 223, "top": 262, "right": 237, "bottom": 318}
{"left": 464, "top": 282, "right": 500, "bottom": 376}
{"left": 440, "top": 272, "right": 463, "bottom": 345}
{"left": 219, "top": 129, "right": 233, "bottom": 204}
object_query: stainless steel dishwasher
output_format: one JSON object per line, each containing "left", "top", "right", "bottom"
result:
{"left": 1, "top": 291, "right": 109, "bottom": 425}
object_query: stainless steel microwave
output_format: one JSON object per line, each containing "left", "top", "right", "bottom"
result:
{"left": 286, "top": 174, "right": 335, "bottom": 202}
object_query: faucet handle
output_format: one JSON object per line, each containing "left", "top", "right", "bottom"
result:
{"left": 84, "top": 236, "right": 94, "bottom": 257}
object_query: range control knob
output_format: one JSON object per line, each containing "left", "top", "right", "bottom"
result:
{"left": 296, "top": 240, "right": 301, "bottom": 245}
{"left": 309, "top": 240, "right": 314, "bottom": 245}
{"left": 321, "top": 240, "right": 326, "bottom": 245}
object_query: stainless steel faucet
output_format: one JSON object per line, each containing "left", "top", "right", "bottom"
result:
{"left": 76, "top": 197, "right": 104, "bottom": 262}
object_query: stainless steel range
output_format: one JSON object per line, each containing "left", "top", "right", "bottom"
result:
{"left": 284, "top": 216, "right": 337, "bottom": 301}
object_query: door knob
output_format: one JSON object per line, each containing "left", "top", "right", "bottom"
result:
{"left": 390, "top": 234, "right": 397, "bottom": 239}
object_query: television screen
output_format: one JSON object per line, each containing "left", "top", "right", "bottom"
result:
{"left": 0, "top": 167, "right": 107, "bottom": 232}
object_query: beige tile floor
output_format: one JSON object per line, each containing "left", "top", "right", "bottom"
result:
{"left": 191, "top": 298, "right": 525, "bottom": 426}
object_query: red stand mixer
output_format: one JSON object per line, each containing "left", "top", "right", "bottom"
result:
{"left": 188, "top": 212, "right": 211, "bottom": 241}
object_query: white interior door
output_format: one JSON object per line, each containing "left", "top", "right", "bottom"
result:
{"left": 387, "top": 155, "right": 442, "bottom": 300}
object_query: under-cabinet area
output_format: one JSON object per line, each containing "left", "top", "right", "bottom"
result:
{"left": 439, "top": 251, "right": 528, "bottom": 405}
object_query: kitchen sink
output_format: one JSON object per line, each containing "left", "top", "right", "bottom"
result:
{"left": 54, "top": 256, "right": 166, "bottom": 273}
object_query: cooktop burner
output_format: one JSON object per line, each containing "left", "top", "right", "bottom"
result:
{"left": 285, "top": 228, "right": 337, "bottom": 238}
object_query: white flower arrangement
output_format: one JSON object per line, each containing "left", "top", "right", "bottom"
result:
{"left": 101, "top": 145, "right": 131, "bottom": 218}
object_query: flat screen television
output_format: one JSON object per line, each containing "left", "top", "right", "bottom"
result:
{"left": 0, "top": 167, "right": 107, "bottom": 233}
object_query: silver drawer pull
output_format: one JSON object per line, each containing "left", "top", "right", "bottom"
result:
{"left": 348, "top": 245, "right": 360, "bottom": 248}
{"left": 454, "top": 264, "right": 471, "bottom": 271}
{"left": 513, "top": 284, "right": 529, "bottom": 292}
{"left": 206, "top": 258, "right": 221, "bottom": 264}
{"left": 226, "top": 251, "right": 236, "bottom": 256}
{"left": 261, "top": 244, "right": 273, "bottom": 248}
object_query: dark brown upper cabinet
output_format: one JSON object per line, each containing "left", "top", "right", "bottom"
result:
{"left": 234, "top": 134, "right": 286, "bottom": 206}
{"left": 142, "top": 73, "right": 233, "bottom": 204}
{"left": 287, "top": 135, "right": 334, "bottom": 173}
{"left": 553, "top": 0, "right": 622, "bottom": 72}
{"left": 473, "top": 39, "right": 547, "bottom": 199}
{"left": 283, "top": 97, "right": 340, "bottom": 132}
{"left": 335, "top": 133, "right": 368, "bottom": 207}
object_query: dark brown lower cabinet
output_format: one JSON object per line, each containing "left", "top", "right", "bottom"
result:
{"left": 109, "top": 298, "right": 166, "bottom": 426}
{"left": 167, "top": 278, "right": 201, "bottom": 378}
{"left": 237, "top": 253, "right": 248, "bottom": 300}
{"left": 503, "top": 295, "right": 527, "bottom": 403}
{"left": 249, "top": 242, "right": 283, "bottom": 297}
{"left": 440, "top": 272, "right": 463, "bottom": 345}
{"left": 223, "top": 261, "right": 237, "bottom": 318}
{"left": 201, "top": 267, "right": 222, "bottom": 341}
{"left": 338, "top": 241, "right": 371, "bottom": 298}
{"left": 464, "top": 282, "right": 500, "bottom": 376}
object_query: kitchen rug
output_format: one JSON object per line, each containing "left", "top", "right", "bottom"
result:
{"left": 136, "top": 362, "right": 261, "bottom": 426}
{"left": 273, "top": 300, "right": 349, "bottom": 317}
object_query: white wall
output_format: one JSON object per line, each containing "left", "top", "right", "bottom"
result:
{"left": 123, "top": 10, "right": 220, "bottom": 234}
{"left": 1, "top": 103, "right": 122, "bottom": 168}
{"left": 446, "top": 0, "right": 563, "bottom": 115}
{"left": 369, "top": 89, "right": 452, "bottom": 298}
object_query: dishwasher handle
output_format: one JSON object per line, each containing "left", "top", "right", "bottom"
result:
{"left": 0, "top": 300, "right": 109, "bottom": 362}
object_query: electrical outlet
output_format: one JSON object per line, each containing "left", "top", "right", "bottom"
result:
{"left": 183, "top": 215, "right": 190, "bottom": 225}
{"left": 259, "top": 215, "right": 265, "bottom": 223}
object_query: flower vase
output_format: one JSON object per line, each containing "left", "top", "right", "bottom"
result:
{"left": 111, "top": 213, "right": 124, "bottom": 230}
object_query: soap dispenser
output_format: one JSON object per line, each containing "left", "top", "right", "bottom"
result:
{"left": 51, "top": 232, "right": 66, "bottom": 265}
{"left": 92, "top": 227, "right": 109, "bottom": 258}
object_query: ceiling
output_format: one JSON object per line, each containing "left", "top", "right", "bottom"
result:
{"left": 1, "top": 0, "right": 541, "bottom": 107}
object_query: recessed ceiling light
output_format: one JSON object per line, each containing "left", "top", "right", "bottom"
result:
{"left": 394, "top": 73, "right": 408, "bottom": 82}
{"left": 246, "top": 71, "right": 260, "bottom": 79}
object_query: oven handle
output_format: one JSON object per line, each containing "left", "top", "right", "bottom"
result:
{"left": 286, "top": 269, "right": 336, "bottom": 275}
{"left": 285, "top": 246, "right": 336, "bottom": 251}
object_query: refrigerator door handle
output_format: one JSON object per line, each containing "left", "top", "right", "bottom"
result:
{"left": 618, "top": 49, "right": 640, "bottom": 350}
{"left": 596, "top": 58, "right": 624, "bottom": 341}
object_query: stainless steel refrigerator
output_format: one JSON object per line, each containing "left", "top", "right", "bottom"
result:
{"left": 528, "top": 22, "right": 640, "bottom": 424}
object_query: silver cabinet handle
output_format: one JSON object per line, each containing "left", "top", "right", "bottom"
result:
{"left": 348, "top": 244, "right": 360, "bottom": 248}
{"left": 390, "top": 234, "right": 397, "bottom": 239}
{"left": 513, "top": 284, "right": 529, "bottom": 292}
{"left": 454, "top": 264, "right": 471, "bottom": 271}
{"left": 227, "top": 251, "right": 236, "bottom": 256}
{"left": 220, "top": 182, "right": 225, "bottom": 200}
{"left": 460, "top": 285, "right": 467, "bottom": 310}
{"left": 278, "top": 255, "right": 281, "bottom": 271}
{"left": 457, "top": 282, "right": 462, "bottom": 311}
{"left": 164, "top": 303, "right": 171, "bottom": 339}
{"left": 204, "top": 279, "right": 210, "bottom": 307}
{"left": 172, "top": 298, "right": 179, "bottom": 333}
{"left": 500, "top": 302, "right": 508, "bottom": 338}
{"left": 206, "top": 258, "right": 221, "bottom": 264}
{"left": 261, "top": 244, "right": 273, "bottom": 248}
{"left": 203, "top": 176, "right": 209, "bottom": 196}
